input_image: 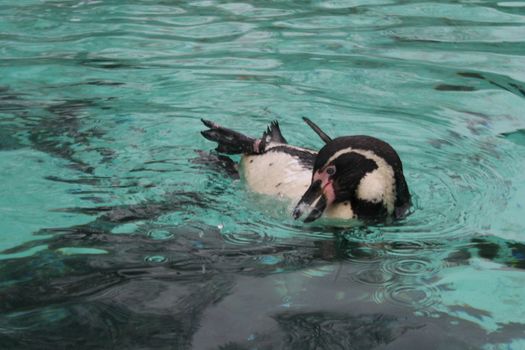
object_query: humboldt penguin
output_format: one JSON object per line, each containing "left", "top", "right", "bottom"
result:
{"left": 201, "top": 118, "right": 410, "bottom": 222}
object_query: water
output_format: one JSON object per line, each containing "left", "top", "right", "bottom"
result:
{"left": 1, "top": 0, "right": 525, "bottom": 348}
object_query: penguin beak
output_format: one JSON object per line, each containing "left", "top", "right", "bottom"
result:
{"left": 293, "top": 180, "right": 329, "bottom": 223}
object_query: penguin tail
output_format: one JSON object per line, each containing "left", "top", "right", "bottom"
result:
{"left": 201, "top": 119, "right": 261, "bottom": 154}
{"left": 261, "top": 120, "right": 287, "bottom": 144}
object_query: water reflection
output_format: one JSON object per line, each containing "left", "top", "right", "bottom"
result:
{"left": 2, "top": 206, "right": 525, "bottom": 348}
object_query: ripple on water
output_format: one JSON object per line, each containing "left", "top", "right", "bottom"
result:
{"left": 373, "top": 282, "right": 441, "bottom": 310}
{"left": 144, "top": 255, "right": 168, "bottom": 264}
{"left": 176, "top": 22, "right": 255, "bottom": 39}
{"left": 256, "top": 255, "right": 282, "bottom": 265}
{"left": 344, "top": 244, "right": 387, "bottom": 264}
{"left": 316, "top": 0, "right": 395, "bottom": 9}
{"left": 384, "top": 240, "right": 431, "bottom": 256}
{"left": 222, "top": 231, "right": 275, "bottom": 246}
{"left": 147, "top": 229, "right": 174, "bottom": 240}
{"left": 352, "top": 268, "right": 395, "bottom": 285}
{"left": 218, "top": 3, "right": 295, "bottom": 18}
{"left": 384, "top": 126, "right": 517, "bottom": 242}
{"left": 382, "top": 258, "right": 441, "bottom": 277}
{"left": 274, "top": 14, "right": 402, "bottom": 30}
{"left": 377, "top": 3, "right": 525, "bottom": 23}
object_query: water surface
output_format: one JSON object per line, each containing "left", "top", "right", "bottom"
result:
{"left": 1, "top": 0, "right": 525, "bottom": 349}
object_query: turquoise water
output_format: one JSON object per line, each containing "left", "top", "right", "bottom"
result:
{"left": 1, "top": 0, "right": 525, "bottom": 348}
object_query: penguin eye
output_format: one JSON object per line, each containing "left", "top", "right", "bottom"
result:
{"left": 326, "top": 166, "right": 336, "bottom": 176}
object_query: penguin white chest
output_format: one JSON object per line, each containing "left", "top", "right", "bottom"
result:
{"left": 240, "top": 152, "right": 311, "bottom": 202}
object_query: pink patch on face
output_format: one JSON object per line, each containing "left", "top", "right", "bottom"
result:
{"left": 313, "top": 169, "right": 336, "bottom": 205}
{"left": 253, "top": 139, "right": 261, "bottom": 153}
{"left": 323, "top": 182, "right": 336, "bottom": 205}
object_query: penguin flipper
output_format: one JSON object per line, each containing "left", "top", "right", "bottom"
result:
{"left": 201, "top": 119, "right": 261, "bottom": 154}
{"left": 302, "top": 117, "right": 332, "bottom": 144}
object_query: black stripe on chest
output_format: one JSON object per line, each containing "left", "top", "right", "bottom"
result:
{"left": 266, "top": 146, "right": 316, "bottom": 168}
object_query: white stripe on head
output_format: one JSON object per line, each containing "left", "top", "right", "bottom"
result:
{"left": 322, "top": 147, "right": 396, "bottom": 214}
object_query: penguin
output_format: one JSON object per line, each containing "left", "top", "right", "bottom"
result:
{"left": 201, "top": 118, "right": 411, "bottom": 223}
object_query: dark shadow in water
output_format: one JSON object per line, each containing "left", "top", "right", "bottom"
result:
{"left": 472, "top": 236, "right": 525, "bottom": 270}
{"left": 501, "top": 129, "right": 525, "bottom": 147}
{"left": 2, "top": 201, "right": 525, "bottom": 349}
{"left": 0, "top": 86, "right": 31, "bottom": 150}
{"left": 28, "top": 99, "right": 105, "bottom": 174}
{"left": 75, "top": 52, "right": 142, "bottom": 70}
{"left": 218, "top": 312, "right": 422, "bottom": 350}
{"left": 443, "top": 235, "right": 525, "bottom": 271}
{"left": 0, "top": 128, "right": 24, "bottom": 151}
{"left": 0, "top": 86, "right": 115, "bottom": 174}
{"left": 458, "top": 71, "right": 525, "bottom": 98}
{"left": 434, "top": 84, "right": 476, "bottom": 92}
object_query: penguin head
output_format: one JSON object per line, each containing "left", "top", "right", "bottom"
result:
{"left": 293, "top": 136, "right": 408, "bottom": 222}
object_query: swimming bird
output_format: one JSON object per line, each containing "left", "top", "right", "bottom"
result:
{"left": 201, "top": 118, "right": 411, "bottom": 222}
